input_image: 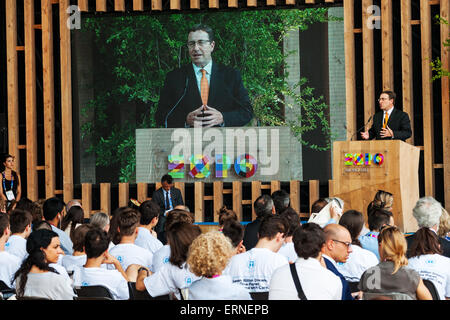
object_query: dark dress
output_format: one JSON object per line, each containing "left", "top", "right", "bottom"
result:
{"left": 1, "top": 170, "right": 18, "bottom": 201}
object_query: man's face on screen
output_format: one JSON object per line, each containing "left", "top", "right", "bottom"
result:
{"left": 188, "top": 30, "right": 215, "bottom": 68}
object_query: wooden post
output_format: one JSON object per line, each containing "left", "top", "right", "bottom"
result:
{"left": 100, "top": 183, "right": 111, "bottom": 215}
{"left": 213, "top": 181, "right": 223, "bottom": 223}
{"left": 137, "top": 183, "right": 148, "bottom": 203}
{"left": 309, "top": 180, "right": 320, "bottom": 214}
{"left": 152, "top": 0, "right": 162, "bottom": 10}
{"left": 82, "top": 183, "right": 92, "bottom": 218}
{"left": 233, "top": 181, "right": 243, "bottom": 221}
{"left": 133, "top": 0, "right": 144, "bottom": 11}
{"left": 194, "top": 182, "right": 204, "bottom": 223}
{"left": 289, "top": 180, "right": 300, "bottom": 214}
{"left": 381, "top": 0, "right": 394, "bottom": 90}
{"left": 251, "top": 181, "right": 262, "bottom": 221}
{"left": 362, "top": 0, "right": 376, "bottom": 124}
{"left": 270, "top": 180, "right": 281, "bottom": 194}
{"left": 174, "top": 182, "right": 185, "bottom": 205}
{"left": 78, "top": 0, "right": 89, "bottom": 11}
{"left": 96, "top": 0, "right": 107, "bottom": 12}
{"left": 115, "top": 0, "right": 125, "bottom": 11}
{"left": 344, "top": 0, "right": 357, "bottom": 139}
{"left": 118, "top": 183, "right": 129, "bottom": 207}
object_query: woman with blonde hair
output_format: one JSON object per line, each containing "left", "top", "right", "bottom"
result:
{"left": 358, "top": 226, "right": 432, "bottom": 300}
{"left": 186, "top": 231, "right": 251, "bottom": 300}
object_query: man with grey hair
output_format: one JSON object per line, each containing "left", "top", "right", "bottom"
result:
{"left": 406, "top": 196, "right": 450, "bottom": 258}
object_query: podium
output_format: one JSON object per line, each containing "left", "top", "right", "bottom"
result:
{"left": 331, "top": 140, "right": 420, "bottom": 233}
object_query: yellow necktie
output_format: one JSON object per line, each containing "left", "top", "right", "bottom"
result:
{"left": 200, "top": 69, "right": 209, "bottom": 107}
{"left": 383, "top": 112, "right": 389, "bottom": 129}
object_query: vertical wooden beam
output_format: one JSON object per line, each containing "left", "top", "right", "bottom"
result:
{"left": 420, "top": 0, "right": 435, "bottom": 196}
{"left": 137, "top": 183, "right": 148, "bottom": 203}
{"left": 328, "top": 179, "right": 335, "bottom": 197}
{"left": 115, "top": 0, "right": 125, "bottom": 11}
{"left": 362, "top": 0, "right": 376, "bottom": 123}
{"left": 441, "top": 0, "right": 450, "bottom": 210}
{"left": 344, "top": 0, "right": 357, "bottom": 139}
{"left": 194, "top": 182, "right": 204, "bottom": 223}
{"left": 190, "top": 0, "right": 200, "bottom": 9}
{"left": 133, "top": 0, "right": 144, "bottom": 11}
{"left": 401, "top": 0, "right": 415, "bottom": 145}
{"left": 78, "top": 0, "right": 89, "bottom": 11}
{"left": 82, "top": 183, "right": 92, "bottom": 218}
{"left": 309, "top": 180, "right": 320, "bottom": 213}
{"left": 118, "top": 183, "right": 129, "bottom": 207}
{"left": 100, "top": 183, "right": 111, "bottom": 215}
{"left": 381, "top": 0, "right": 394, "bottom": 90}
{"left": 24, "top": 0, "right": 38, "bottom": 201}
{"left": 60, "top": 0, "right": 74, "bottom": 203}
{"left": 42, "top": 0, "right": 56, "bottom": 198}
{"left": 170, "top": 0, "right": 181, "bottom": 10}
{"left": 174, "top": 182, "right": 185, "bottom": 205}
{"left": 213, "top": 181, "right": 223, "bottom": 223}
{"left": 289, "top": 180, "right": 300, "bottom": 214}
{"left": 270, "top": 180, "right": 281, "bottom": 194}
{"left": 247, "top": 0, "right": 257, "bottom": 7}
{"left": 96, "top": 0, "right": 107, "bottom": 12}
{"left": 232, "top": 181, "right": 243, "bottom": 221}
{"left": 228, "top": 0, "right": 238, "bottom": 7}
{"left": 6, "top": 0, "right": 20, "bottom": 172}
{"left": 251, "top": 181, "right": 262, "bottom": 221}
{"left": 152, "top": 0, "right": 162, "bottom": 10}
{"left": 209, "top": 0, "right": 219, "bottom": 9}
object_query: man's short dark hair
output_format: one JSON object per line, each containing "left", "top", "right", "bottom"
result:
{"left": 138, "top": 200, "right": 160, "bottom": 225}
{"left": 0, "top": 213, "right": 9, "bottom": 236}
{"left": 278, "top": 207, "right": 300, "bottom": 237}
{"left": 368, "top": 208, "right": 392, "bottom": 231}
{"left": 293, "top": 223, "right": 325, "bottom": 259}
{"left": 85, "top": 228, "right": 110, "bottom": 259}
{"left": 161, "top": 174, "right": 173, "bottom": 184}
{"left": 43, "top": 197, "right": 65, "bottom": 221}
{"left": 311, "top": 198, "right": 328, "bottom": 214}
{"left": 9, "top": 209, "right": 32, "bottom": 234}
{"left": 254, "top": 194, "right": 273, "bottom": 218}
{"left": 258, "top": 215, "right": 288, "bottom": 240}
{"left": 271, "top": 190, "right": 290, "bottom": 214}
{"left": 71, "top": 224, "right": 93, "bottom": 252}
{"left": 381, "top": 90, "right": 396, "bottom": 104}
{"left": 116, "top": 207, "right": 140, "bottom": 236}
{"left": 222, "top": 220, "right": 244, "bottom": 248}
{"left": 189, "top": 24, "right": 214, "bottom": 42}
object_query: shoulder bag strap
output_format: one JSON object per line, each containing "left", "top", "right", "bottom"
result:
{"left": 289, "top": 263, "right": 307, "bottom": 300}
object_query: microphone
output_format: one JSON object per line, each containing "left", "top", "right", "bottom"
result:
{"left": 164, "top": 77, "right": 189, "bottom": 128}
{"left": 350, "top": 114, "right": 373, "bottom": 141}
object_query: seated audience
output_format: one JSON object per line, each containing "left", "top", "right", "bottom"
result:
{"left": 61, "top": 224, "right": 93, "bottom": 274}
{"left": 222, "top": 219, "right": 246, "bottom": 255}
{"left": 271, "top": 189, "right": 290, "bottom": 214}
{"left": 243, "top": 194, "right": 275, "bottom": 251}
{"left": 359, "top": 207, "right": 393, "bottom": 260}
{"left": 277, "top": 207, "right": 300, "bottom": 263}
{"left": 269, "top": 223, "right": 342, "bottom": 300}
{"left": 135, "top": 222, "right": 202, "bottom": 300}
{"left": 89, "top": 212, "right": 110, "bottom": 233}
{"left": 223, "top": 215, "right": 289, "bottom": 296}
{"left": 5, "top": 209, "right": 33, "bottom": 261}
{"left": 186, "top": 231, "right": 251, "bottom": 300}
{"left": 406, "top": 196, "right": 450, "bottom": 258}
{"left": 43, "top": 197, "right": 73, "bottom": 255}
{"left": 13, "top": 229, "right": 76, "bottom": 300}
{"left": 407, "top": 227, "right": 450, "bottom": 300}
{"left": 359, "top": 226, "right": 432, "bottom": 300}
{"left": 135, "top": 200, "right": 163, "bottom": 254}
{"left": 336, "top": 210, "right": 379, "bottom": 283}
{"left": 217, "top": 206, "right": 238, "bottom": 231}
{"left": 61, "top": 205, "right": 84, "bottom": 242}
{"left": 72, "top": 228, "right": 129, "bottom": 300}
{"left": 0, "top": 213, "right": 21, "bottom": 288}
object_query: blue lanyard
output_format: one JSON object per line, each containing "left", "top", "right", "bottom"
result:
{"left": 2, "top": 172, "right": 14, "bottom": 191}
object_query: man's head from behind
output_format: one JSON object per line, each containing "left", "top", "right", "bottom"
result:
{"left": 187, "top": 24, "right": 215, "bottom": 68}
{"left": 0, "top": 213, "right": 10, "bottom": 241}
{"left": 412, "top": 196, "right": 442, "bottom": 231}
{"left": 271, "top": 190, "right": 290, "bottom": 214}
{"left": 254, "top": 194, "right": 275, "bottom": 219}
{"left": 257, "top": 215, "right": 288, "bottom": 252}
{"left": 9, "top": 209, "right": 32, "bottom": 237}
{"left": 116, "top": 207, "right": 140, "bottom": 239}
{"left": 368, "top": 208, "right": 393, "bottom": 232}
{"left": 43, "top": 197, "right": 65, "bottom": 225}
{"left": 322, "top": 223, "right": 353, "bottom": 263}
{"left": 138, "top": 200, "right": 160, "bottom": 226}
{"left": 293, "top": 223, "right": 326, "bottom": 260}
{"left": 84, "top": 227, "right": 110, "bottom": 259}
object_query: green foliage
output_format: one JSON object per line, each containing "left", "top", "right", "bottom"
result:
{"left": 81, "top": 9, "right": 333, "bottom": 182}
{"left": 431, "top": 16, "right": 450, "bottom": 82}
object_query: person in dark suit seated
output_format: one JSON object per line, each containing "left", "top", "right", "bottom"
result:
{"left": 151, "top": 174, "right": 184, "bottom": 244}
{"left": 406, "top": 196, "right": 450, "bottom": 258}
{"left": 360, "top": 90, "right": 412, "bottom": 142}
{"left": 271, "top": 189, "right": 290, "bottom": 215}
{"left": 242, "top": 194, "right": 275, "bottom": 251}
{"left": 155, "top": 24, "right": 253, "bottom": 128}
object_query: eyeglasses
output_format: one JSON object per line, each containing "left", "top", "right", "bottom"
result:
{"left": 187, "top": 40, "right": 211, "bottom": 49}
{"left": 332, "top": 239, "right": 352, "bottom": 248}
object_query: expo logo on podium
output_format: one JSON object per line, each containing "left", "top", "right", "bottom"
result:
{"left": 343, "top": 152, "right": 385, "bottom": 173}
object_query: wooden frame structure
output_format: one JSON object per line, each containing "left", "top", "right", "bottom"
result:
{"left": 3, "top": 0, "right": 449, "bottom": 220}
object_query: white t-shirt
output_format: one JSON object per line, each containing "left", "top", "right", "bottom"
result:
{"left": 152, "top": 244, "right": 171, "bottom": 273}
{"left": 19, "top": 271, "right": 76, "bottom": 300}
{"left": 108, "top": 243, "right": 153, "bottom": 271}
{"left": 51, "top": 225, "right": 73, "bottom": 255}
{"left": 336, "top": 244, "right": 379, "bottom": 282}
{"left": 72, "top": 265, "right": 129, "bottom": 300}
{"left": 408, "top": 254, "right": 450, "bottom": 300}
{"left": 61, "top": 254, "right": 87, "bottom": 273}
{"left": 269, "top": 257, "right": 342, "bottom": 300}
{"left": 5, "top": 235, "right": 28, "bottom": 261}
{"left": 143, "top": 262, "right": 201, "bottom": 300}
{"left": 223, "top": 247, "right": 289, "bottom": 293}
{"left": 135, "top": 227, "right": 164, "bottom": 254}
{"left": 278, "top": 242, "right": 298, "bottom": 264}
{"left": 187, "top": 275, "right": 251, "bottom": 300}
{"left": 0, "top": 251, "right": 22, "bottom": 288}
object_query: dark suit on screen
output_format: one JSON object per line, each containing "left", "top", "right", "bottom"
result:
{"left": 367, "top": 108, "right": 412, "bottom": 141}
{"left": 155, "top": 62, "right": 253, "bottom": 128}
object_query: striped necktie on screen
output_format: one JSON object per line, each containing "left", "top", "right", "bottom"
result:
{"left": 200, "top": 69, "right": 209, "bottom": 107}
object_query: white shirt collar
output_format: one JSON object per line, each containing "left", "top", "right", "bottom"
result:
{"left": 322, "top": 253, "right": 337, "bottom": 267}
{"left": 384, "top": 106, "right": 394, "bottom": 116}
{"left": 192, "top": 60, "right": 212, "bottom": 76}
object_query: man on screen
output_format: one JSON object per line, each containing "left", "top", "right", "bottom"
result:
{"left": 360, "top": 90, "right": 412, "bottom": 142}
{"left": 155, "top": 24, "right": 253, "bottom": 128}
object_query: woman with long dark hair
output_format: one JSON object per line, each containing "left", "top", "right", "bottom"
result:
{"left": 60, "top": 205, "right": 84, "bottom": 242}
{"left": 0, "top": 154, "right": 21, "bottom": 210}
{"left": 13, "top": 229, "right": 76, "bottom": 300}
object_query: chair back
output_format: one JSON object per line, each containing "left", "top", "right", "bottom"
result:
{"left": 75, "top": 285, "right": 114, "bottom": 300}
{"left": 422, "top": 279, "right": 440, "bottom": 300}
{"left": 127, "top": 282, "right": 153, "bottom": 300}
{"left": 0, "top": 280, "right": 16, "bottom": 299}
{"left": 348, "top": 281, "right": 360, "bottom": 293}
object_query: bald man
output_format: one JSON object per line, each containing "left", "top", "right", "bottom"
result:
{"left": 321, "top": 224, "right": 354, "bottom": 300}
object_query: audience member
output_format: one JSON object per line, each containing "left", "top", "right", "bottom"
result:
{"left": 407, "top": 196, "right": 450, "bottom": 258}
{"left": 321, "top": 223, "right": 354, "bottom": 300}
{"left": 108, "top": 207, "right": 153, "bottom": 272}
{"left": 310, "top": 198, "right": 328, "bottom": 214}
{"left": 135, "top": 200, "right": 163, "bottom": 254}
{"left": 336, "top": 210, "right": 379, "bottom": 283}
{"left": 217, "top": 206, "right": 238, "bottom": 231}
{"left": 13, "top": 229, "right": 76, "bottom": 300}
{"left": 186, "top": 231, "right": 251, "bottom": 300}
{"left": 277, "top": 207, "right": 300, "bottom": 263}
{"left": 5, "top": 209, "right": 33, "bottom": 261}
{"left": 271, "top": 189, "right": 290, "bottom": 214}
{"left": 135, "top": 222, "right": 202, "bottom": 300}
{"left": 32, "top": 220, "right": 52, "bottom": 232}
{"left": 0, "top": 213, "right": 21, "bottom": 288}
{"left": 65, "top": 199, "right": 82, "bottom": 213}
{"left": 438, "top": 208, "right": 450, "bottom": 240}
{"left": 43, "top": 197, "right": 73, "bottom": 255}
{"left": 407, "top": 227, "right": 450, "bottom": 300}
{"left": 243, "top": 194, "right": 275, "bottom": 251}
{"left": 370, "top": 190, "right": 394, "bottom": 212}
{"left": 72, "top": 228, "right": 129, "bottom": 300}
{"left": 358, "top": 226, "right": 432, "bottom": 300}
{"left": 61, "top": 205, "right": 84, "bottom": 242}
{"left": 89, "top": 212, "right": 111, "bottom": 233}
{"left": 222, "top": 219, "right": 245, "bottom": 255}
{"left": 61, "top": 224, "right": 93, "bottom": 274}
{"left": 269, "top": 223, "right": 342, "bottom": 300}
{"left": 224, "top": 215, "right": 289, "bottom": 297}
{"left": 359, "top": 207, "right": 393, "bottom": 260}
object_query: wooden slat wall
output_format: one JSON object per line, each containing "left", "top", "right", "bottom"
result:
{"left": 362, "top": 0, "right": 375, "bottom": 123}
{"left": 381, "top": 0, "right": 394, "bottom": 90}
{"left": 344, "top": 0, "right": 357, "bottom": 139}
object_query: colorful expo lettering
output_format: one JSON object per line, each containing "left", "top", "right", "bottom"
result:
{"left": 344, "top": 153, "right": 384, "bottom": 166}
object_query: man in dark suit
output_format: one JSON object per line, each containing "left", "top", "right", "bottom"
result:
{"left": 155, "top": 24, "right": 253, "bottom": 128}
{"left": 243, "top": 194, "right": 276, "bottom": 251}
{"left": 361, "top": 90, "right": 412, "bottom": 142}
{"left": 151, "top": 174, "right": 184, "bottom": 244}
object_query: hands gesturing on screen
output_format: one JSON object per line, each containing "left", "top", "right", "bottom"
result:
{"left": 186, "top": 105, "right": 224, "bottom": 127}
